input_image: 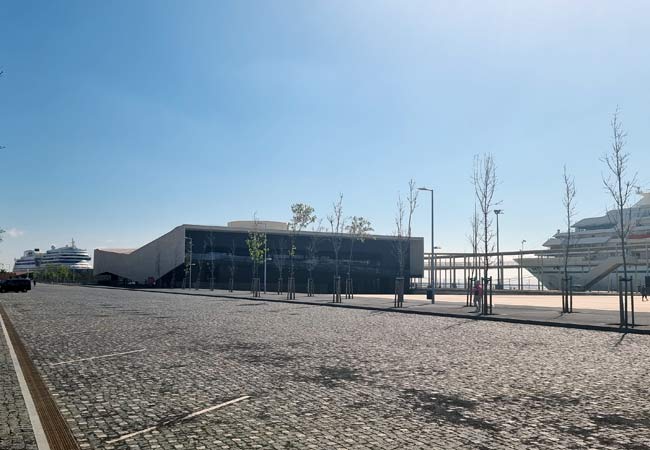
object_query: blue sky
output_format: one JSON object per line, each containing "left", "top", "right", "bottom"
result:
{"left": 1, "top": 0, "right": 650, "bottom": 269}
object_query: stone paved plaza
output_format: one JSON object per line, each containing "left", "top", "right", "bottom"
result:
{"left": 0, "top": 316, "right": 37, "bottom": 450}
{"left": 1, "top": 284, "right": 650, "bottom": 449}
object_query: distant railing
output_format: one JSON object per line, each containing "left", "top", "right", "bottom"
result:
{"left": 410, "top": 279, "right": 545, "bottom": 291}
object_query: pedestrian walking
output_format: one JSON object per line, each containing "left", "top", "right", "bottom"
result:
{"left": 642, "top": 285, "right": 648, "bottom": 302}
{"left": 472, "top": 280, "right": 483, "bottom": 312}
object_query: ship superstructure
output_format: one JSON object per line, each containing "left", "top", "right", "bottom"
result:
{"left": 518, "top": 190, "right": 650, "bottom": 291}
{"left": 13, "top": 240, "right": 92, "bottom": 274}
{"left": 41, "top": 239, "right": 92, "bottom": 270}
{"left": 13, "top": 249, "right": 45, "bottom": 275}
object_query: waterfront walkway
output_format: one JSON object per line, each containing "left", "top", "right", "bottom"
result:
{"left": 124, "top": 287, "right": 650, "bottom": 333}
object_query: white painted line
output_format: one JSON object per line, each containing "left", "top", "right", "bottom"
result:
{"left": 0, "top": 313, "right": 52, "bottom": 450}
{"left": 182, "top": 395, "right": 251, "bottom": 420}
{"left": 50, "top": 348, "right": 146, "bottom": 366}
{"left": 105, "top": 395, "right": 250, "bottom": 444}
{"left": 105, "top": 426, "right": 157, "bottom": 444}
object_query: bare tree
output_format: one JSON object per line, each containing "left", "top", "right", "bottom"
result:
{"left": 406, "top": 179, "right": 419, "bottom": 289}
{"left": 195, "top": 241, "right": 206, "bottom": 290}
{"left": 472, "top": 154, "right": 498, "bottom": 284}
{"left": 305, "top": 220, "right": 323, "bottom": 296}
{"left": 393, "top": 195, "right": 407, "bottom": 276}
{"left": 562, "top": 165, "right": 577, "bottom": 302}
{"left": 391, "top": 180, "right": 419, "bottom": 303}
{"left": 171, "top": 245, "right": 180, "bottom": 288}
{"left": 393, "top": 194, "right": 407, "bottom": 307}
{"left": 245, "top": 220, "right": 266, "bottom": 297}
{"left": 344, "top": 216, "right": 373, "bottom": 298}
{"left": 601, "top": 107, "right": 638, "bottom": 324}
{"left": 206, "top": 232, "right": 217, "bottom": 290}
{"left": 272, "top": 238, "right": 288, "bottom": 294}
{"left": 327, "top": 194, "right": 346, "bottom": 302}
{"left": 183, "top": 238, "right": 193, "bottom": 289}
{"left": 228, "top": 240, "right": 236, "bottom": 292}
{"left": 288, "top": 203, "right": 316, "bottom": 298}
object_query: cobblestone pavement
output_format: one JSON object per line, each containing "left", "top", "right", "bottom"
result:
{"left": 0, "top": 313, "right": 37, "bottom": 450}
{"left": 2, "top": 284, "right": 650, "bottom": 449}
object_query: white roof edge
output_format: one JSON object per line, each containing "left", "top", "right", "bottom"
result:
{"left": 180, "top": 224, "right": 424, "bottom": 241}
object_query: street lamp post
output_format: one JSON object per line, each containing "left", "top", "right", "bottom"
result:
{"left": 418, "top": 187, "right": 435, "bottom": 303}
{"left": 494, "top": 210, "right": 504, "bottom": 289}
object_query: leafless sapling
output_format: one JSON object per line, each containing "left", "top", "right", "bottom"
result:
{"left": 305, "top": 220, "right": 323, "bottom": 296}
{"left": 183, "top": 238, "right": 193, "bottom": 289}
{"left": 228, "top": 240, "right": 236, "bottom": 292}
{"left": 206, "top": 232, "right": 217, "bottom": 290}
{"left": 601, "top": 107, "right": 638, "bottom": 324}
{"left": 288, "top": 203, "right": 316, "bottom": 298}
{"left": 393, "top": 194, "right": 407, "bottom": 307}
{"left": 327, "top": 194, "right": 346, "bottom": 302}
{"left": 562, "top": 165, "right": 577, "bottom": 310}
{"left": 472, "top": 153, "right": 498, "bottom": 285}
{"left": 195, "top": 241, "right": 206, "bottom": 290}
{"left": 245, "top": 223, "right": 266, "bottom": 297}
{"left": 391, "top": 180, "right": 419, "bottom": 302}
{"left": 406, "top": 179, "right": 419, "bottom": 289}
{"left": 272, "top": 238, "right": 287, "bottom": 295}
{"left": 345, "top": 216, "right": 373, "bottom": 298}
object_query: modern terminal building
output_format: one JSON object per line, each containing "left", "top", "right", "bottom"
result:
{"left": 94, "top": 222, "right": 424, "bottom": 294}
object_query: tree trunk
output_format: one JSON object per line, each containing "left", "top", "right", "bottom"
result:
{"left": 619, "top": 179, "right": 628, "bottom": 325}
{"left": 483, "top": 212, "right": 489, "bottom": 282}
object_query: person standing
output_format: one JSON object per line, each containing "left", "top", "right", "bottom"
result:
{"left": 642, "top": 285, "right": 648, "bottom": 302}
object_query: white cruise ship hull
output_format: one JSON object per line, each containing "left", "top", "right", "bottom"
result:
{"left": 13, "top": 241, "right": 92, "bottom": 273}
{"left": 519, "top": 191, "right": 650, "bottom": 292}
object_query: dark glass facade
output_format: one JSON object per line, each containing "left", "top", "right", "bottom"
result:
{"left": 159, "top": 228, "right": 423, "bottom": 294}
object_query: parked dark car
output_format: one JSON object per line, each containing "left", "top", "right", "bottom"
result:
{"left": 0, "top": 278, "right": 32, "bottom": 293}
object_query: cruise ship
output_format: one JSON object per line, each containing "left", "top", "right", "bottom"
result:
{"left": 13, "top": 249, "right": 45, "bottom": 274}
{"left": 518, "top": 190, "right": 650, "bottom": 291}
{"left": 13, "top": 240, "right": 92, "bottom": 273}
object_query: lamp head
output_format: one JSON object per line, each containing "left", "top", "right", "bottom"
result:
{"left": 417, "top": 187, "right": 432, "bottom": 191}
{"left": 494, "top": 209, "right": 503, "bottom": 214}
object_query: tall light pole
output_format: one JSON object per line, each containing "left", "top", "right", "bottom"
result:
{"left": 418, "top": 187, "right": 435, "bottom": 303}
{"left": 494, "top": 209, "right": 504, "bottom": 289}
